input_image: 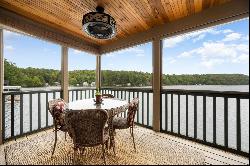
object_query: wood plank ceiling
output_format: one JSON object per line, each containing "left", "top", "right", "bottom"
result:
{"left": 0, "top": 0, "right": 231, "bottom": 46}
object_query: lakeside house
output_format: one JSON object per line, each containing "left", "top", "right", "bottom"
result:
{"left": 82, "top": 82, "right": 89, "bottom": 87}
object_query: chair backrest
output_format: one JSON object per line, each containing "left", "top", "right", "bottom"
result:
{"left": 65, "top": 109, "right": 108, "bottom": 147}
{"left": 102, "top": 94, "right": 115, "bottom": 98}
{"left": 48, "top": 98, "right": 68, "bottom": 128}
{"left": 127, "top": 98, "right": 139, "bottom": 127}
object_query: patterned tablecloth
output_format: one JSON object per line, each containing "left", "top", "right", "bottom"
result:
{"left": 68, "top": 98, "right": 128, "bottom": 114}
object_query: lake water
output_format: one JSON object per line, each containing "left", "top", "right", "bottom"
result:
{"left": 3, "top": 85, "right": 249, "bottom": 153}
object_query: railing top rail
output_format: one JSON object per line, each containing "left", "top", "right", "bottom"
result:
{"left": 161, "top": 89, "right": 249, "bottom": 98}
{"left": 3, "top": 89, "right": 62, "bottom": 95}
{"left": 68, "top": 87, "right": 96, "bottom": 91}
{"left": 102, "top": 87, "right": 153, "bottom": 93}
{"left": 2, "top": 87, "right": 249, "bottom": 98}
{"left": 102, "top": 87, "right": 249, "bottom": 96}
{"left": 3, "top": 87, "right": 97, "bottom": 95}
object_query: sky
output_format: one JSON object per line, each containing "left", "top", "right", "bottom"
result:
{"left": 3, "top": 18, "right": 249, "bottom": 75}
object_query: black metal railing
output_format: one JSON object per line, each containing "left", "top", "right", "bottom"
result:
{"left": 101, "top": 88, "right": 153, "bottom": 129}
{"left": 68, "top": 88, "right": 96, "bottom": 102}
{"left": 2, "top": 88, "right": 99, "bottom": 142}
{"left": 2, "top": 89, "right": 62, "bottom": 141}
{"left": 2, "top": 87, "right": 249, "bottom": 157}
{"left": 160, "top": 89, "right": 249, "bottom": 157}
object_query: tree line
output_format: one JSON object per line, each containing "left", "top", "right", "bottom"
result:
{"left": 4, "top": 59, "right": 249, "bottom": 87}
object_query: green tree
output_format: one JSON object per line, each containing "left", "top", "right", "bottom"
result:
{"left": 4, "top": 59, "right": 249, "bottom": 87}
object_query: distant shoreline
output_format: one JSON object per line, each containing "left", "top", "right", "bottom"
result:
{"left": 14, "top": 85, "right": 249, "bottom": 93}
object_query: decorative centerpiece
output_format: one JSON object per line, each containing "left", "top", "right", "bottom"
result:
{"left": 95, "top": 89, "right": 103, "bottom": 104}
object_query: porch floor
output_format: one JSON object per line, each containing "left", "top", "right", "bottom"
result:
{"left": 0, "top": 126, "right": 249, "bottom": 165}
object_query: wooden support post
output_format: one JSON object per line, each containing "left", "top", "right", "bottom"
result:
{"left": 61, "top": 46, "right": 69, "bottom": 103}
{"left": 96, "top": 55, "right": 101, "bottom": 90}
{"left": 0, "top": 29, "right": 3, "bottom": 144}
{"left": 152, "top": 38, "right": 162, "bottom": 132}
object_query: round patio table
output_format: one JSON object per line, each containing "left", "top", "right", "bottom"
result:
{"left": 69, "top": 98, "right": 128, "bottom": 111}
{"left": 68, "top": 98, "right": 129, "bottom": 149}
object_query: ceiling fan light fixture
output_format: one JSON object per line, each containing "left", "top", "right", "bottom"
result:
{"left": 82, "top": 6, "right": 116, "bottom": 40}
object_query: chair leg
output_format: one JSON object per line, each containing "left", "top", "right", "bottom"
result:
{"left": 112, "top": 138, "right": 116, "bottom": 155}
{"left": 65, "top": 132, "right": 67, "bottom": 141}
{"left": 109, "top": 129, "right": 115, "bottom": 149}
{"left": 109, "top": 135, "right": 116, "bottom": 155}
{"left": 131, "top": 127, "right": 136, "bottom": 152}
{"left": 82, "top": 147, "right": 85, "bottom": 154}
{"left": 52, "top": 130, "right": 57, "bottom": 156}
{"left": 73, "top": 147, "right": 78, "bottom": 165}
{"left": 105, "top": 140, "right": 109, "bottom": 149}
{"left": 102, "top": 144, "right": 106, "bottom": 165}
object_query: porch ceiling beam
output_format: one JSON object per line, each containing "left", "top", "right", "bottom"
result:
{"left": 100, "top": 0, "right": 249, "bottom": 54}
{"left": 0, "top": 7, "right": 100, "bottom": 55}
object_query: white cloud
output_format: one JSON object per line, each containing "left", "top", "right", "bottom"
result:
{"left": 235, "top": 44, "right": 249, "bottom": 53}
{"left": 105, "top": 53, "right": 116, "bottom": 57}
{"left": 164, "top": 27, "right": 235, "bottom": 47}
{"left": 177, "top": 41, "right": 249, "bottom": 68}
{"left": 188, "top": 28, "right": 219, "bottom": 37}
{"left": 193, "top": 34, "right": 206, "bottom": 43}
{"left": 243, "top": 35, "right": 249, "bottom": 41}
{"left": 197, "top": 42, "right": 238, "bottom": 59}
{"left": 232, "top": 54, "right": 249, "bottom": 64}
{"left": 164, "top": 35, "right": 187, "bottom": 48}
{"left": 223, "top": 29, "right": 234, "bottom": 34}
{"left": 178, "top": 50, "right": 196, "bottom": 58}
{"left": 73, "top": 49, "right": 82, "bottom": 54}
{"left": 4, "top": 45, "right": 14, "bottom": 51}
{"left": 201, "top": 59, "right": 225, "bottom": 68}
{"left": 223, "top": 33, "right": 242, "bottom": 42}
{"left": 105, "top": 47, "right": 146, "bottom": 57}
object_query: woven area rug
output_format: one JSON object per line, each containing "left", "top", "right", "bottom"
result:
{"left": 5, "top": 128, "right": 205, "bottom": 165}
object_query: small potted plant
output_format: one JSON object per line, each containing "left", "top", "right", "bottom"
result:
{"left": 95, "top": 88, "right": 102, "bottom": 104}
